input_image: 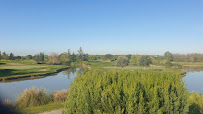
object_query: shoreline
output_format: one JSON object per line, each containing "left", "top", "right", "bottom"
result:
{"left": 0, "top": 67, "right": 69, "bottom": 82}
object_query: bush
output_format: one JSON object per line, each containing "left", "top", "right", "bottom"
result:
{"left": 16, "top": 87, "right": 49, "bottom": 107}
{"left": 51, "top": 90, "right": 69, "bottom": 102}
{"left": 188, "top": 92, "right": 203, "bottom": 114}
{"left": 64, "top": 70, "right": 189, "bottom": 114}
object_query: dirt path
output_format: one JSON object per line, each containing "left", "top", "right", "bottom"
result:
{"left": 38, "top": 108, "right": 63, "bottom": 114}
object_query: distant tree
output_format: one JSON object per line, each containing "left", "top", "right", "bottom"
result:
{"left": 49, "top": 53, "right": 61, "bottom": 65}
{"left": 130, "top": 55, "right": 139, "bottom": 65}
{"left": 2, "top": 52, "right": 9, "bottom": 60}
{"left": 26, "top": 55, "right": 32, "bottom": 60}
{"left": 78, "top": 47, "right": 84, "bottom": 62}
{"left": 126, "top": 54, "right": 132, "bottom": 59}
{"left": 88, "top": 55, "right": 97, "bottom": 61}
{"left": 70, "top": 52, "right": 76, "bottom": 62}
{"left": 15, "top": 56, "right": 22, "bottom": 60}
{"left": 34, "top": 52, "right": 44, "bottom": 63}
{"left": 0, "top": 51, "right": 1, "bottom": 60}
{"left": 116, "top": 56, "right": 129, "bottom": 69}
{"left": 164, "top": 51, "right": 173, "bottom": 61}
{"left": 139, "top": 55, "right": 152, "bottom": 67}
{"left": 9, "top": 53, "right": 15, "bottom": 60}
{"left": 77, "top": 47, "right": 88, "bottom": 62}
{"left": 103, "top": 54, "right": 113, "bottom": 60}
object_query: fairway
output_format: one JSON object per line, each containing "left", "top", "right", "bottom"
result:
{"left": 0, "top": 60, "right": 68, "bottom": 79}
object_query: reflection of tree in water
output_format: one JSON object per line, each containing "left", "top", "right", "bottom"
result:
{"left": 183, "top": 67, "right": 203, "bottom": 72}
{"left": 62, "top": 67, "right": 84, "bottom": 79}
{"left": 62, "top": 67, "right": 77, "bottom": 79}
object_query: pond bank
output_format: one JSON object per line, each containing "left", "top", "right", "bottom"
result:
{"left": 0, "top": 67, "right": 69, "bottom": 82}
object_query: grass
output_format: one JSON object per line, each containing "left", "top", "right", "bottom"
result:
{"left": 0, "top": 60, "right": 68, "bottom": 80}
{"left": 17, "top": 102, "right": 64, "bottom": 114}
{"left": 172, "top": 62, "right": 203, "bottom": 66}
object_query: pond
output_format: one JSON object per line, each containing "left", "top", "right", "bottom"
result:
{"left": 0, "top": 66, "right": 202, "bottom": 102}
{"left": 182, "top": 67, "right": 203, "bottom": 94}
{"left": 0, "top": 67, "right": 83, "bottom": 102}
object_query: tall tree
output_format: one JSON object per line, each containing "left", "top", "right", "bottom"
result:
{"left": 78, "top": 47, "right": 84, "bottom": 62}
{"left": 116, "top": 56, "right": 129, "bottom": 69}
{"left": 0, "top": 51, "right": 1, "bottom": 60}
{"left": 2, "top": 52, "right": 9, "bottom": 60}
{"left": 164, "top": 51, "right": 173, "bottom": 61}
{"left": 70, "top": 52, "right": 77, "bottom": 62}
{"left": 139, "top": 55, "right": 152, "bottom": 67}
{"left": 9, "top": 53, "right": 15, "bottom": 60}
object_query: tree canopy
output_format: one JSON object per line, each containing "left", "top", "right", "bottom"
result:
{"left": 116, "top": 56, "right": 129, "bottom": 69}
{"left": 139, "top": 55, "right": 152, "bottom": 66}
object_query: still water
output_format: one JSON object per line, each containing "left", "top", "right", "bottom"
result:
{"left": 0, "top": 67, "right": 83, "bottom": 102}
{"left": 182, "top": 67, "right": 203, "bottom": 94}
{"left": 0, "top": 67, "right": 202, "bottom": 102}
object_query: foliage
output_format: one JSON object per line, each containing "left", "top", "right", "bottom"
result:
{"left": 51, "top": 90, "right": 69, "bottom": 102}
{"left": 126, "top": 54, "right": 132, "bottom": 59}
{"left": 9, "top": 53, "right": 15, "bottom": 60}
{"left": 64, "top": 70, "right": 189, "bottom": 114}
{"left": 2, "top": 52, "right": 9, "bottom": 60}
{"left": 116, "top": 56, "right": 129, "bottom": 69}
{"left": 16, "top": 87, "right": 49, "bottom": 107}
{"left": 188, "top": 92, "right": 203, "bottom": 114}
{"left": 173, "top": 53, "right": 203, "bottom": 62}
{"left": 34, "top": 52, "right": 44, "bottom": 63}
{"left": 88, "top": 55, "right": 97, "bottom": 61}
{"left": 139, "top": 55, "right": 152, "bottom": 66}
{"left": 49, "top": 53, "right": 61, "bottom": 65}
{"left": 0, "top": 51, "right": 1, "bottom": 60}
{"left": 26, "top": 55, "right": 32, "bottom": 60}
{"left": 130, "top": 55, "right": 139, "bottom": 65}
{"left": 164, "top": 51, "right": 173, "bottom": 61}
{"left": 103, "top": 54, "right": 113, "bottom": 60}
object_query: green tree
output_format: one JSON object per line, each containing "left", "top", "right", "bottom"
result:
{"left": 26, "top": 55, "right": 32, "bottom": 60}
{"left": 34, "top": 52, "right": 44, "bottom": 63}
{"left": 130, "top": 55, "right": 139, "bottom": 65}
{"left": 0, "top": 51, "right": 1, "bottom": 60}
{"left": 9, "top": 53, "right": 15, "bottom": 60}
{"left": 116, "top": 56, "right": 129, "bottom": 69}
{"left": 103, "top": 54, "right": 113, "bottom": 60}
{"left": 126, "top": 54, "right": 132, "bottom": 59}
{"left": 2, "top": 52, "right": 9, "bottom": 60}
{"left": 164, "top": 51, "right": 173, "bottom": 61}
{"left": 70, "top": 52, "right": 76, "bottom": 62}
{"left": 139, "top": 55, "right": 152, "bottom": 67}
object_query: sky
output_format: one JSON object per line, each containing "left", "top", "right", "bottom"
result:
{"left": 0, "top": 0, "right": 203, "bottom": 56}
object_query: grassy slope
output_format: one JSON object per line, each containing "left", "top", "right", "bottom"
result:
{"left": 0, "top": 60, "right": 68, "bottom": 79}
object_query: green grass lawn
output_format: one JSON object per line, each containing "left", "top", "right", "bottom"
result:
{"left": 0, "top": 60, "right": 68, "bottom": 79}
{"left": 16, "top": 102, "right": 64, "bottom": 114}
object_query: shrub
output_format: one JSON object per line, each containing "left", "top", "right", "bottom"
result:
{"left": 188, "top": 92, "right": 203, "bottom": 114}
{"left": 51, "top": 90, "right": 69, "bottom": 102}
{"left": 64, "top": 70, "right": 189, "bottom": 114}
{"left": 16, "top": 87, "right": 49, "bottom": 107}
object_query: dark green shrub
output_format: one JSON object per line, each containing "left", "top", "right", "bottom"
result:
{"left": 64, "top": 70, "right": 189, "bottom": 114}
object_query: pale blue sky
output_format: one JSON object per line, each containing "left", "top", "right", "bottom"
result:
{"left": 0, "top": 0, "right": 203, "bottom": 55}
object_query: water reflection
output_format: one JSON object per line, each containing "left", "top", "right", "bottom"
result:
{"left": 183, "top": 66, "right": 203, "bottom": 72}
{"left": 0, "top": 67, "right": 82, "bottom": 102}
{"left": 183, "top": 66, "right": 203, "bottom": 94}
